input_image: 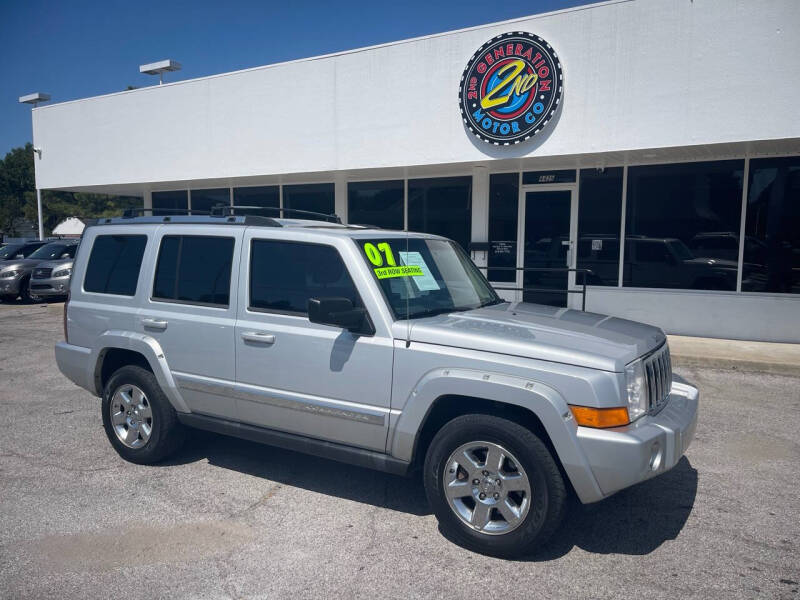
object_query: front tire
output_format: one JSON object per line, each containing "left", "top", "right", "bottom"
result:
{"left": 424, "top": 414, "right": 566, "bottom": 557}
{"left": 101, "top": 365, "right": 185, "bottom": 464}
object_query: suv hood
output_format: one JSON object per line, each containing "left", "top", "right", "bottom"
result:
{"left": 0, "top": 258, "right": 43, "bottom": 272}
{"left": 34, "top": 258, "right": 73, "bottom": 269}
{"left": 401, "top": 302, "right": 665, "bottom": 372}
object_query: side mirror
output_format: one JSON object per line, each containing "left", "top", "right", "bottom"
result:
{"left": 61, "top": 253, "right": 71, "bottom": 259}
{"left": 308, "top": 297, "right": 372, "bottom": 334}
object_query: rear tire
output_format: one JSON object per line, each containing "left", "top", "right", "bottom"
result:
{"left": 101, "top": 365, "right": 185, "bottom": 464}
{"left": 424, "top": 413, "right": 566, "bottom": 558}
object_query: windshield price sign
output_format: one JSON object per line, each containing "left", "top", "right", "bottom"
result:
{"left": 459, "top": 32, "right": 563, "bottom": 145}
{"left": 363, "top": 242, "right": 424, "bottom": 280}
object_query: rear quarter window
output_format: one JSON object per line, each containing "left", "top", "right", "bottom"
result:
{"left": 84, "top": 235, "right": 147, "bottom": 296}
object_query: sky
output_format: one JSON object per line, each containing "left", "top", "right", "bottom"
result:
{"left": 0, "top": 0, "right": 592, "bottom": 157}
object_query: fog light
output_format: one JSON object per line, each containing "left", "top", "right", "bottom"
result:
{"left": 649, "top": 442, "right": 662, "bottom": 471}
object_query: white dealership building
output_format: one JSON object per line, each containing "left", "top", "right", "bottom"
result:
{"left": 30, "top": 0, "right": 800, "bottom": 341}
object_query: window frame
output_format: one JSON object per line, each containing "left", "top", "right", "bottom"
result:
{"left": 150, "top": 234, "right": 236, "bottom": 309}
{"left": 246, "top": 237, "right": 369, "bottom": 319}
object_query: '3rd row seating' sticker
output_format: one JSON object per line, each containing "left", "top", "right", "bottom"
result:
{"left": 362, "top": 242, "right": 440, "bottom": 290}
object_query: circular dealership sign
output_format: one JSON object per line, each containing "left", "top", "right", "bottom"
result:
{"left": 459, "top": 32, "right": 563, "bottom": 145}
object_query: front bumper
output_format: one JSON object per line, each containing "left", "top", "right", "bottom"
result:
{"left": 575, "top": 379, "right": 699, "bottom": 501}
{"left": 30, "top": 276, "right": 70, "bottom": 297}
{"left": 0, "top": 277, "right": 22, "bottom": 295}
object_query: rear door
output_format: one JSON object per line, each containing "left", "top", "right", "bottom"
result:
{"left": 234, "top": 231, "right": 393, "bottom": 452}
{"left": 137, "top": 225, "right": 243, "bottom": 420}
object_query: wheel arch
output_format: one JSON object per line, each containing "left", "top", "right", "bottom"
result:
{"left": 91, "top": 331, "right": 190, "bottom": 413}
{"left": 390, "top": 368, "right": 604, "bottom": 503}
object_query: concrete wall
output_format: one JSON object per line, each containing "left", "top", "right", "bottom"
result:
{"left": 32, "top": 0, "right": 800, "bottom": 190}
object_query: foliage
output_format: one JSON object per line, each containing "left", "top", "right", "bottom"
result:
{"left": 0, "top": 143, "right": 141, "bottom": 237}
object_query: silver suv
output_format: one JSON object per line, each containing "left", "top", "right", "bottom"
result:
{"left": 55, "top": 213, "right": 698, "bottom": 557}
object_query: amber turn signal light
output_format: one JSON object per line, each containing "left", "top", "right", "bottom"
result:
{"left": 569, "top": 405, "right": 630, "bottom": 428}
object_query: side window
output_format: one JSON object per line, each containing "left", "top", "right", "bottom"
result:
{"left": 153, "top": 235, "right": 234, "bottom": 307}
{"left": 249, "top": 240, "right": 361, "bottom": 314}
{"left": 84, "top": 235, "right": 147, "bottom": 296}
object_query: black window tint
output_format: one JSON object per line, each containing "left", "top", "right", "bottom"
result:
{"left": 233, "top": 186, "right": 280, "bottom": 210}
{"left": 577, "top": 167, "right": 623, "bottom": 286}
{"left": 348, "top": 180, "right": 404, "bottom": 229}
{"left": 408, "top": 176, "right": 472, "bottom": 251}
{"left": 190, "top": 188, "right": 229, "bottom": 214}
{"left": 488, "top": 173, "right": 518, "bottom": 282}
{"left": 250, "top": 240, "right": 361, "bottom": 314}
{"left": 84, "top": 235, "right": 147, "bottom": 296}
{"left": 153, "top": 236, "right": 234, "bottom": 306}
{"left": 624, "top": 160, "right": 743, "bottom": 291}
{"left": 742, "top": 156, "right": 800, "bottom": 294}
{"left": 282, "top": 183, "right": 335, "bottom": 220}
{"left": 152, "top": 190, "right": 188, "bottom": 216}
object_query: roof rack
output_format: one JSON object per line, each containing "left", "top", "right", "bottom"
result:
{"left": 211, "top": 205, "right": 342, "bottom": 224}
{"left": 122, "top": 207, "right": 211, "bottom": 218}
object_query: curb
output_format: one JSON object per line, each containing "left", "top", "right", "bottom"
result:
{"left": 671, "top": 354, "right": 800, "bottom": 377}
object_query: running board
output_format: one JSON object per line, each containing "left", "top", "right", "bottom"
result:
{"left": 177, "top": 412, "right": 411, "bottom": 476}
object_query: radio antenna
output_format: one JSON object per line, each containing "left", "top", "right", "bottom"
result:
{"left": 405, "top": 224, "right": 411, "bottom": 348}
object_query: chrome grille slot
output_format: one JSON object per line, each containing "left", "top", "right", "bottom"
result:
{"left": 643, "top": 344, "right": 671, "bottom": 413}
{"left": 32, "top": 268, "right": 52, "bottom": 279}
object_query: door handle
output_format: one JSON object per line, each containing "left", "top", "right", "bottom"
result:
{"left": 241, "top": 331, "right": 276, "bottom": 344}
{"left": 142, "top": 318, "right": 168, "bottom": 330}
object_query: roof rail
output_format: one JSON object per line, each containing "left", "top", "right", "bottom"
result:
{"left": 211, "top": 205, "right": 342, "bottom": 224}
{"left": 122, "top": 207, "right": 211, "bottom": 218}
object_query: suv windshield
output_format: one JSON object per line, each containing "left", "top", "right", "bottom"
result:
{"left": 28, "top": 242, "right": 75, "bottom": 260}
{"left": 357, "top": 237, "right": 502, "bottom": 319}
{"left": 0, "top": 244, "right": 24, "bottom": 259}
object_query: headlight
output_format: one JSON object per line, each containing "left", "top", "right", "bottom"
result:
{"left": 0, "top": 270, "right": 19, "bottom": 279}
{"left": 625, "top": 358, "right": 648, "bottom": 422}
{"left": 53, "top": 268, "right": 72, "bottom": 278}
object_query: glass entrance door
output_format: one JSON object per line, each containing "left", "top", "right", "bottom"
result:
{"left": 521, "top": 190, "right": 573, "bottom": 306}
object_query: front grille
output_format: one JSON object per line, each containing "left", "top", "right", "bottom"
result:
{"left": 30, "top": 284, "right": 51, "bottom": 290}
{"left": 643, "top": 343, "right": 672, "bottom": 413}
{"left": 32, "top": 268, "right": 52, "bottom": 279}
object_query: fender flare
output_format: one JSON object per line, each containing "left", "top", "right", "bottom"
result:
{"left": 390, "top": 367, "right": 603, "bottom": 502}
{"left": 92, "top": 330, "right": 190, "bottom": 413}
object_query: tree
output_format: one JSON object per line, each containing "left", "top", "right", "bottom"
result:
{"left": 0, "top": 144, "right": 35, "bottom": 237}
{"left": 0, "top": 142, "right": 142, "bottom": 238}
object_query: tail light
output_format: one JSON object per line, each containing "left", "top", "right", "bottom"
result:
{"left": 63, "top": 290, "right": 70, "bottom": 343}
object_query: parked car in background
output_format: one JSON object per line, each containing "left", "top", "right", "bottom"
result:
{"left": 29, "top": 258, "right": 75, "bottom": 301}
{"left": 0, "top": 240, "right": 47, "bottom": 261}
{"left": 0, "top": 239, "right": 79, "bottom": 302}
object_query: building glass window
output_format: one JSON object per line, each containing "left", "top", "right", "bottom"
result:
{"left": 577, "top": 167, "right": 623, "bottom": 286}
{"left": 742, "top": 156, "right": 800, "bottom": 294}
{"left": 153, "top": 235, "right": 234, "bottom": 306}
{"left": 347, "top": 180, "right": 404, "bottom": 230}
{"left": 282, "top": 183, "right": 335, "bottom": 220}
{"left": 624, "top": 160, "right": 744, "bottom": 291}
{"left": 233, "top": 186, "right": 280, "bottom": 213}
{"left": 84, "top": 235, "right": 147, "bottom": 296}
{"left": 249, "top": 240, "right": 361, "bottom": 315}
{"left": 152, "top": 190, "right": 188, "bottom": 216}
{"left": 408, "top": 176, "right": 472, "bottom": 251}
{"left": 190, "top": 188, "right": 229, "bottom": 214}
{"left": 487, "top": 173, "right": 518, "bottom": 282}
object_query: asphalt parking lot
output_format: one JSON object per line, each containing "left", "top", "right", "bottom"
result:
{"left": 1, "top": 302, "right": 799, "bottom": 599}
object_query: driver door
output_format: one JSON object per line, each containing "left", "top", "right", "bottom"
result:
{"left": 234, "top": 233, "right": 394, "bottom": 452}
